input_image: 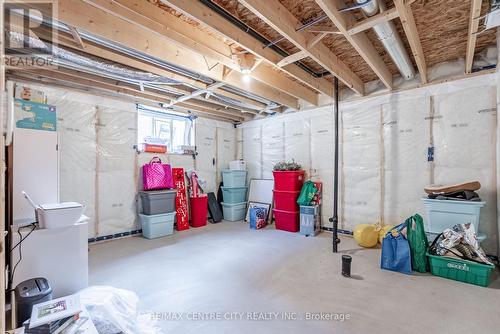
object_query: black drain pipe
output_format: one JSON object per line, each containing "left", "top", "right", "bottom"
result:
{"left": 198, "top": 0, "right": 330, "bottom": 78}
{"left": 332, "top": 77, "right": 341, "bottom": 252}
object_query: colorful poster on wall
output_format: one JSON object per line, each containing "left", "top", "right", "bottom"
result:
{"left": 15, "top": 98, "right": 57, "bottom": 131}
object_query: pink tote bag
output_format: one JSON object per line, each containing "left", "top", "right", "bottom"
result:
{"left": 142, "top": 157, "right": 174, "bottom": 190}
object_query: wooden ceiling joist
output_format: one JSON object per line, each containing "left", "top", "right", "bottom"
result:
{"left": 302, "top": 25, "right": 341, "bottom": 34}
{"left": 160, "top": 0, "right": 335, "bottom": 97}
{"left": 466, "top": 0, "right": 483, "bottom": 73}
{"left": 238, "top": 0, "right": 365, "bottom": 95}
{"left": 35, "top": 68, "right": 249, "bottom": 118}
{"left": 87, "top": 0, "right": 318, "bottom": 106}
{"left": 68, "top": 26, "right": 85, "bottom": 49}
{"left": 10, "top": 71, "right": 244, "bottom": 122}
{"left": 314, "top": 0, "right": 393, "bottom": 90}
{"left": 277, "top": 51, "right": 308, "bottom": 68}
{"left": 307, "top": 33, "right": 329, "bottom": 49}
{"left": 347, "top": 7, "right": 399, "bottom": 35}
{"left": 58, "top": 0, "right": 300, "bottom": 109}
{"left": 55, "top": 33, "right": 267, "bottom": 110}
{"left": 165, "top": 82, "right": 225, "bottom": 107}
{"left": 394, "top": 0, "right": 427, "bottom": 83}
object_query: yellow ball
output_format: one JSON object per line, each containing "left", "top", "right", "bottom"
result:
{"left": 353, "top": 224, "right": 379, "bottom": 248}
{"left": 378, "top": 225, "right": 394, "bottom": 244}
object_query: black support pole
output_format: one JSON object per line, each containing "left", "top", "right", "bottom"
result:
{"left": 332, "top": 77, "right": 341, "bottom": 253}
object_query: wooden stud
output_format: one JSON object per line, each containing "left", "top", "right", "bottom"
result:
{"left": 302, "top": 25, "right": 342, "bottom": 34}
{"left": 347, "top": 7, "right": 399, "bottom": 35}
{"left": 277, "top": 51, "right": 308, "bottom": 67}
{"left": 314, "top": 0, "right": 393, "bottom": 90}
{"left": 161, "top": 0, "right": 336, "bottom": 97}
{"left": 85, "top": 0, "right": 314, "bottom": 105}
{"left": 394, "top": 0, "right": 427, "bottom": 83}
{"left": 466, "top": 0, "right": 483, "bottom": 73}
{"left": 10, "top": 72, "right": 245, "bottom": 122}
{"left": 306, "top": 32, "right": 328, "bottom": 48}
{"left": 68, "top": 26, "right": 85, "bottom": 49}
{"left": 238, "top": 0, "right": 365, "bottom": 95}
{"left": 58, "top": 0, "right": 300, "bottom": 108}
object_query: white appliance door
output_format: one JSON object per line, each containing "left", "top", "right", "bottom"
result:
{"left": 13, "top": 128, "right": 59, "bottom": 222}
{"left": 10, "top": 222, "right": 89, "bottom": 298}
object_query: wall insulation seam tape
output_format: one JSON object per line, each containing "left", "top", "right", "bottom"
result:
{"left": 239, "top": 73, "right": 499, "bottom": 255}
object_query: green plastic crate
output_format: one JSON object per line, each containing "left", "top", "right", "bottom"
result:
{"left": 427, "top": 253, "right": 495, "bottom": 287}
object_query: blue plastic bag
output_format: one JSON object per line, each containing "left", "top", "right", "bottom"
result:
{"left": 380, "top": 223, "right": 412, "bottom": 274}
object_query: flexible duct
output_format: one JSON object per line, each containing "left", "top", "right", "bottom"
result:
{"left": 355, "top": 0, "right": 415, "bottom": 80}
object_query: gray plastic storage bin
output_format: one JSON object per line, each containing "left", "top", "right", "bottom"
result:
{"left": 139, "top": 189, "right": 177, "bottom": 215}
{"left": 222, "top": 170, "right": 247, "bottom": 188}
{"left": 139, "top": 212, "right": 175, "bottom": 239}
{"left": 222, "top": 202, "right": 247, "bottom": 221}
{"left": 300, "top": 205, "right": 321, "bottom": 237}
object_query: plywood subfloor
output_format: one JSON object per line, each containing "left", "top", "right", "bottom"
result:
{"left": 89, "top": 222, "right": 500, "bottom": 334}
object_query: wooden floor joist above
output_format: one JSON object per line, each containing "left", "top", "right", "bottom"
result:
{"left": 58, "top": 0, "right": 303, "bottom": 109}
{"left": 394, "top": 0, "right": 427, "bottom": 83}
{"left": 347, "top": 7, "right": 399, "bottom": 36}
{"left": 314, "top": 0, "right": 393, "bottom": 90}
{"left": 160, "top": 0, "right": 336, "bottom": 97}
{"left": 238, "top": 0, "right": 365, "bottom": 95}
{"left": 466, "top": 0, "right": 483, "bottom": 73}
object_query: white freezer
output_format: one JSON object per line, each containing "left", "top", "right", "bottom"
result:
{"left": 10, "top": 222, "right": 89, "bottom": 298}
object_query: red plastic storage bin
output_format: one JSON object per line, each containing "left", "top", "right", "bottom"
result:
{"left": 273, "top": 190, "right": 300, "bottom": 211}
{"left": 190, "top": 195, "right": 208, "bottom": 228}
{"left": 273, "top": 209, "right": 299, "bottom": 232}
{"left": 273, "top": 170, "right": 305, "bottom": 191}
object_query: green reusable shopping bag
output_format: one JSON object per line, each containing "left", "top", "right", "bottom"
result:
{"left": 405, "top": 214, "right": 429, "bottom": 273}
{"left": 296, "top": 181, "right": 318, "bottom": 206}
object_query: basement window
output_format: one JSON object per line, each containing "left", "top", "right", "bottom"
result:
{"left": 137, "top": 105, "right": 195, "bottom": 154}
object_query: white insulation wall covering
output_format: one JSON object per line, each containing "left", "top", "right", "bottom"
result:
{"left": 240, "top": 74, "right": 499, "bottom": 255}
{"left": 96, "top": 105, "right": 137, "bottom": 237}
{"left": 15, "top": 82, "right": 235, "bottom": 239}
{"left": 239, "top": 109, "right": 335, "bottom": 227}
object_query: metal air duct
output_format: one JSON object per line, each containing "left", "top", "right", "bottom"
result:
{"left": 355, "top": 0, "right": 415, "bottom": 80}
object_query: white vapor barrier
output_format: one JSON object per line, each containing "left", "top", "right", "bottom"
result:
{"left": 239, "top": 74, "right": 499, "bottom": 254}
{"left": 14, "top": 82, "right": 235, "bottom": 238}
{"left": 433, "top": 86, "right": 497, "bottom": 253}
{"left": 97, "top": 106, "right": 138, "bottom": 237}
{"left": 57, "top": 101, "right": 97, "bottom": 238}
{"left": 194, "top": 117, "right": 236, "bottom": 193}
{"left": 341, "top": 102, "right": 382, "bottom": 230}
{"left": 242, "top": 125, "right": 263, "bottom": 180}
{"left": 236, "top": 127, "right": 243, "bottom": 160}
{"left": 239, "top": 108, "right": 335, "bottom": 226}
{"left": 262, "top": 121, "right": 285, "bottom": 179}
{"left": 381, "top": 94, "right": 429, "bottom": 228}
{"left": 310, "top": 113, "right": 334, "bottom": 227}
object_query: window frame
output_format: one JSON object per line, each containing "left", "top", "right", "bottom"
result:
{"left": 137, "top": 105, "right": 195, "bottom": 154}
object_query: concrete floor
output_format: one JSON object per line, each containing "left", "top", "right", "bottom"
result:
{"left": 89, "top": 221, "right": 500, "bottom": 334}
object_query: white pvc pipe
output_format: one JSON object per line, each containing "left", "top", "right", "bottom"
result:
{"left": 356, "top": 0, "right": 416, "bottom": 80}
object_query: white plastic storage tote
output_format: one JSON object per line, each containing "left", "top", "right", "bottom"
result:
{"left": 139, "top": 212, "right": 175, "bottom": 239}
{"left": 221, "top": 170, "right": 247, "bottom": 188}
{"left": 421, "top": 198, "right": 486, "bottom": 241}
{"left": 221, "top": 186, "right": 247, "bottom": 204}
{"left": 222, "top": 202, "right": 246, "bottom": 221}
